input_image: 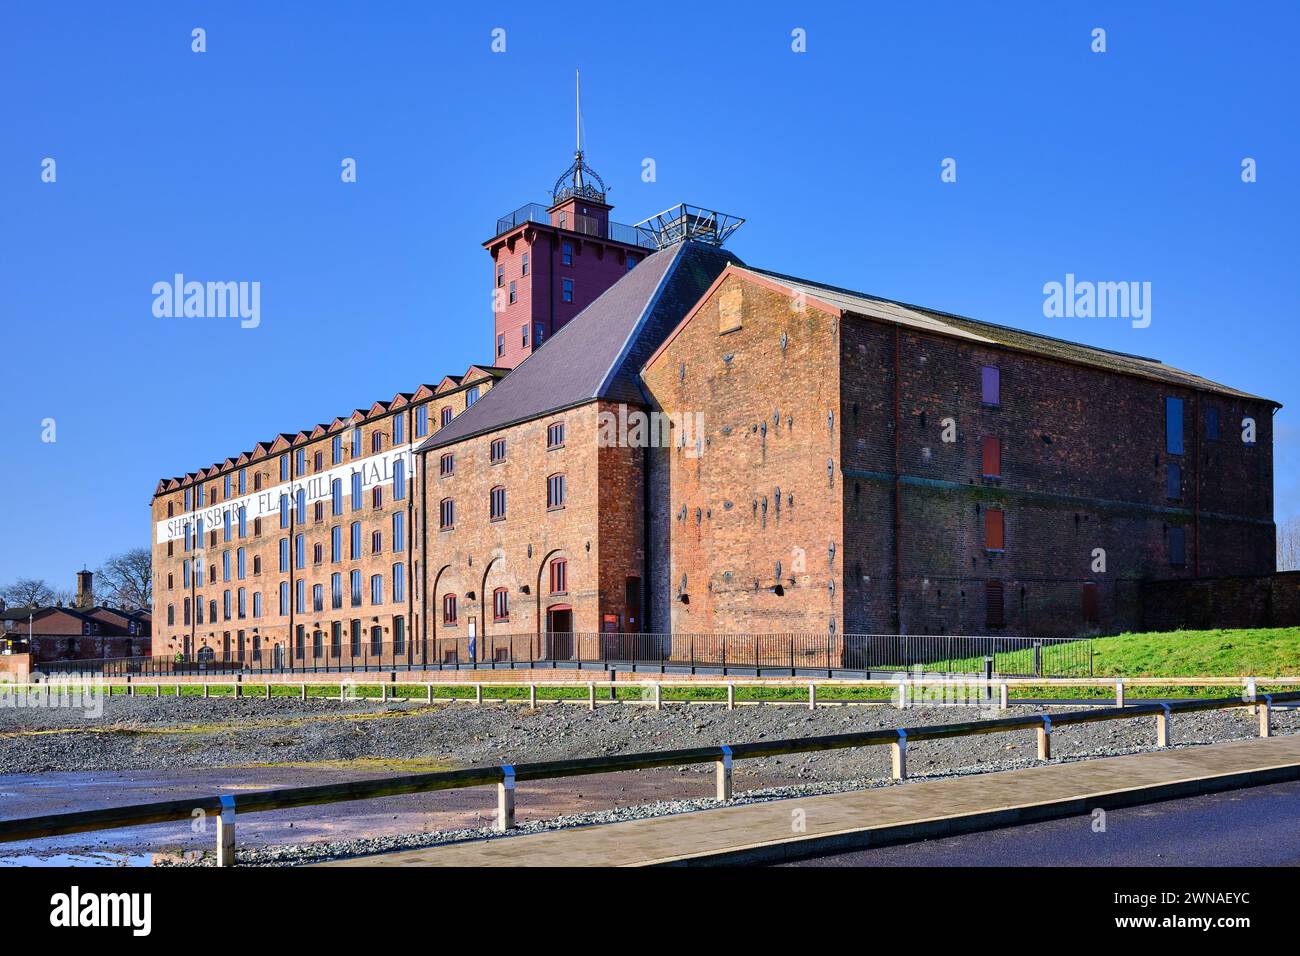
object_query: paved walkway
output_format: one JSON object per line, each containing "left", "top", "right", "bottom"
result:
{"left": 323, "top": 734, "right": 1300, "bottom": 867}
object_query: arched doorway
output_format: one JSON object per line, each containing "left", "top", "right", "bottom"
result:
{"left": 546, "top": 604, "right": 573, "bottom": 660}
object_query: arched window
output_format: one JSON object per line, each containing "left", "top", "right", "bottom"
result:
{"left": 549, "top": 558, "right": 567, "bottom": 595}
{"left": 331, "top": 478, "right": 343, "bottom": 515}
{"left": 489, "top": 485, "right": 506, "bottom": 521}
{"left": 442, "top": 593, "right": 458, "bottom": 625}
{"left": 167, "top": 604, "right": 175, "bottom": 626}
{"left": 441, "top": 407, "right": 453, "bottom": 427}
{"left": 493, "top": 587, "right": 509, "bottom": 621}
{"left": 439, "top": 498, "right": 455, "bottom": 529}
{"left": 547, "top": 473, "right": 566, "bottom": 510}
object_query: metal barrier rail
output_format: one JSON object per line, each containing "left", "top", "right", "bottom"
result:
{"left": 0, "top": 689, "right": 1294, "bottom": 865}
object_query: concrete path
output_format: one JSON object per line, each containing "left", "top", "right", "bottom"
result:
{"left": 322, "top": 734, "right": 1300, "bottom": 867}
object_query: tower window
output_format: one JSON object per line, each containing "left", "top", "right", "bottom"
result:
{"left": 562, "top": 278, "right": 574, "bottom": 303}
{"left": 508, "top": 280, "right": 517, "bottom": 305}
{"left": 497, "top": 334, "right": 505, "bottom": 357}
{"left": 521, "top": 252, "right": 529, "bottom": 276}
{"left": 496, "top": 263, "right": 504, "bottom": 288}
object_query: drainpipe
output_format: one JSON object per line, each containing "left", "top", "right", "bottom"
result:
{"left": 419, "top": 442, "right": 429, "bottom": 667}
{"left": 893, "top": 326, "right": 903, "bottom": 633}
{"left": 1193, "top": 392, "right": 1200, "bottom": 576}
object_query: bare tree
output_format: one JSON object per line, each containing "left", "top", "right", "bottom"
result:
{"left": 1279, "top": 516, "right": 1300, "bottom": 572}
{"left": 95, "top": 548, "right": 153, "bottom": 610}
{"left": 0, "top": 577, "right": 60, "bottom": 607}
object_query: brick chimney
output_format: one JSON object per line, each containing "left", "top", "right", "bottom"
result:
{"left": 74, "top": 569, "right": 94, "bottom": 609}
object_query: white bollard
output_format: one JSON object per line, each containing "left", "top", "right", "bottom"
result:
{"left": 715, "top": 746, "right": 733, "bottom": 801}
{"left": 475, "top": 683, "right": 482, "bottom": 706}
{"left": 998, "top": 683, "right": 1008, "bottom": 711}
{"left": 654, "top": 683, "right": 662, "bottom": 711}
{"left": 497, "top": 766, "right": 516, "bottom": 831}
{"left": 809, "top": 683, "right": 817, "bottom": 711}
{"left": 529, "top": 684, "right": 537, "bottom": 709}
{"left": 1157, "top": 704, "right": 1172, "bottom": 747}
{"left": 427, "top": 683, "right": 433, "bottom": 704}
{"left": 727, "top": 683, "right": 735, "bottom": 711}
{"left": 1116, "top": 680, "right": 1125, "bottom": 708}
{"left": 891, "top": 730, "right": 907, "bottom": 780}
{"left": 588, "top": 682, "right": 596, "bottom": 712}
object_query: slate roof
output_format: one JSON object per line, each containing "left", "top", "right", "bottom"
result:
{"left": 740, "top": 266, "right": 1277, "bottom": 405}
{"left": 419, "top": 240, "right": 742, "bottom": 451}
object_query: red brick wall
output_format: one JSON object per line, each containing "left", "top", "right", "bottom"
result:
{"left": 643, "top": 274, "right": 845, "bottom": 634}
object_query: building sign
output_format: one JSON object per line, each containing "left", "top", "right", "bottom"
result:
{"left": 155, "top": 443, "right": 416, "bottom": 545}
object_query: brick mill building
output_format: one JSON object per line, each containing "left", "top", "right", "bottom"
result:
{"left": 149, "top": 149, "right": 1278, "bottom": 665}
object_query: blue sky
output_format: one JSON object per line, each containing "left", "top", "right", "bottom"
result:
{"left": 1, "top": 1, "right": 1296, "bottom": 588}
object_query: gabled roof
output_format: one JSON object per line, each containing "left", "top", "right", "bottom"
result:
{"left": 419, "top": 240, "right": 741, "bottom": 452}
{"left": 730, "top": 265, "right": 1277, "bottom": 405}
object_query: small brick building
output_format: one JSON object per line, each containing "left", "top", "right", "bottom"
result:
{"left": 148, "top": 150, "right": 1279, "bottom": 659}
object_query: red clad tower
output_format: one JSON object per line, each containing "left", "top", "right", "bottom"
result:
{"left": 485, "top": 144, "right": 654, "bottom": 369}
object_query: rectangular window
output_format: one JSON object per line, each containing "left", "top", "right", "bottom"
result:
{"left": 295, "top": 448, "right": 306, "bottom": 475}
{"left": 466, "top": 386, "right": 480, "bottom": 406}
{"left": 279, "top": 582, "right": 289, "bottom": 615}
{"left": 1166, "top": 397, "right": 1184, "bottom": 455}
{"left": 279, "top": 538, "right": 289, "bottom": 572}
{"left": 550, "top": 558, "right": 567, "bottom": 594}
{"left": 535, "top": 323, "right": 545, "bottom": 347}
{"left": 279, "top": 494, "right": 289, "bottom": 529}
{"left": 332, "top": 434, "right": 342, "bottom": 464}
{"left": 1205, "top": 406, "right": 1219, "bottom": 441}
{"left": 314, "top": 451, "right": 323, "bottom": 473}
{"left": 442, "top": 594, "right": 458, "bottom": 625}
{"left": 490, "top": 438, "right": 506, "bottom": 463}
{"left": 296, "top": 488, "right": 306, "bottom": 523}
{"left": 252, "top": 592, "right": 262, "bottom": 619}
{"left": 332, "top": 478, "right": 343, "bottom": 515}
{"left": 508, "top": 280, "right": 517, "bottom": 305}
{"left": 562, "top": 278, "right": 574, "bottom": 303}
{"left": 496, "top": 262, "right": 504, "bottom": 288}
{"left": 238, "top": 469, "right": 246, "bottom": 494}
{"left": 393, "top": 616, "right": 406, "bottom": 655}
{"left": 312, "top": 584, "right": 323, "bottom": 612}
{"left": 562, "top": 241, "right": 573, "bottom": 266}
{"left": 237, "top": 548, "right": 246, "bottom": 579}
{"left": 331, "top": 572, "right": 342, "bottom": 609}
{"left": 393, "top": 459, "right": 406, "bottom": 500}
{"left": 295, "top": 626, "right": 305, "bottom": 660}
{"left": 351, "top": 427, "right": 362, "bottom": 458}
{"left": 981, "top": 366, "right": 1000, "bottom": 406}
{"left": 222, "top": 550, "right": 231, "bottom": 581}
{"left": 393, "top": 511, "right": 405, "bottom": 552}
{"left": 351, "top": 472, "right": 362, "bottom": 510}
{"left": 984, "top": 508, "right": 1005, "bottom": 551}
{"left": 350, "top": 570, "right": 362, "bottom": 607}
{"left": 350, "top": 619, "right": 362, "bottom": 656}
{"left": 280, "top": 454, "right": 289, "bottom": 481}
{"left": 1166, "top": 463, "right": 1181, "bottom": 500}
{"left": 981, "top": 436, "right": 1001, "bottom": 478}
{"left": 394, "top": 415, "right": 405, "bottom": 446}
{"left": 1170, "top": 526, "right": 1186, "bottom": 566}
{"left": 521, "top": 251, "right": 529, "bottom": 275}
{"left": 331, "top": 621, "right": 342, "bottom": 658}
{"left": 393, "top": 564, "right": 405, "bottom": 603}
{"left": 521, "top": 324, "right": 528, "bottom": 348}
{"left": 497, "top": 334, "right": 505, "bottom": 357}
{"left": 371, "top": 574, "right": 383, "bottom": 605}
{"left": 985, "top": 581, "right": 1005, "bottom": 627}
{"left": 493, "top": 588, "right": 508, "bottom": 621}
{"left": 223, "top": 475, "right": 231, "bottom": 499}
{"left": 295, "top": 579, "right": 305, "bottom": 613}
{"left": 238, "top": 506, "right": 247, "bottom": 538}
{"left": 294, "top": 534, "right": 305, "bottom": 569}
{"left": 490, "top": 486, "right": 506, "bottom": 521}
{"left": 351, "top": 522, "right": 362, "bottom": 559}
{"left": 415, "top": 409, "right": 428, "bottom": 438}
{"left": 370, "top": 625, "right": 382, "bottom": 656}
{"left": 372, "top": 486, "right": 383, "bottom": 510}
{"left": 331, "top": 525, "right": 342, "bottom": 562}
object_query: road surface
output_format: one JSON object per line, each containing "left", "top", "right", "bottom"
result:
{"left": 781, "top": 779, "right": 1300, "bottom": 866}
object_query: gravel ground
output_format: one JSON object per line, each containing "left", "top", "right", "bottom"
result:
{"left": 3, "top": 694, "right": 1294, "bottom": 865}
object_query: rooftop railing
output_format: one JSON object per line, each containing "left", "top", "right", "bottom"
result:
{"left": 493, "top": 203, "right": 657, "bottom": 249}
